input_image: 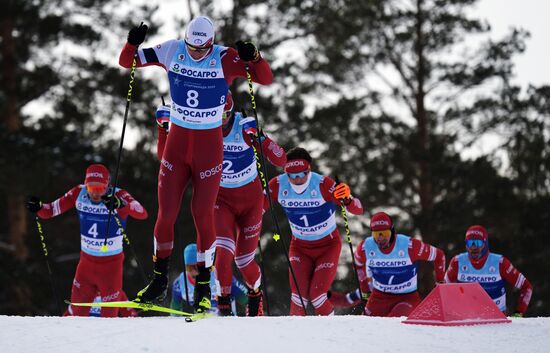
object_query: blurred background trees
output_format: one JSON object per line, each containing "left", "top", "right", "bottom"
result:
{"left": 1, "top": 0, "right": 548, "bottom": 316}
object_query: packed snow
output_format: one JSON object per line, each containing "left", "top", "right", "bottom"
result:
{"left": 1, "top": 315, "right": 548, "bottom": 353}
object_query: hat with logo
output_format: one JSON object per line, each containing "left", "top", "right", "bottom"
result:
{"left": 370, "top": 212, "right": 393, "bottom": 231}
{"left": 284, "top": 159, "right": 310, "bottom": 173}
{"left": 465, "top": 225, "right": 488, "bottom": 242}
{"left": 85, "top": 164, "right": 109, "bottom": 185}
{"left": 185, "top": 16, "right": 215, "bottom": 48}
{"left": 183, "top": 243, "right": 198, "bottom": 265}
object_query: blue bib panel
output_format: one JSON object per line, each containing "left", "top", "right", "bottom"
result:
{"left": 457, "top": 252, "right": 506, "bottom": 311}
{"left": 220, "top": 112, "right": 258, "bottom": 188}
{"left": 168, "top": 42, "right": 229, "bottom": 130}
{"left": 75, "top": 187, "right": 126, "bottom": 257}
{"left": 278, "top": 172, "right": 337, "bottom": 241}
{"left": 364, "top": 234, "right": 418, "bottom": 294}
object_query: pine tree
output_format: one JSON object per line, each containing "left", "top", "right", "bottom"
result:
{"left": 0, "top": 0, "right": 160, "bottom": 314}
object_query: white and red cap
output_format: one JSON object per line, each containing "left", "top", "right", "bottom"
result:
{"left": 465, "top": 225, "right": 488, "bottom": 242}
{"left": 85, "top": 164, "right": 109, "bottom": 185}
{"left": 284, "top": 159, "right": 310, "bottom": 173}
{"left": 370, "top": 212, "right": 393, "bottom": 231}
{"left": 185, "top": 16, "right": 215, "bottom": 48}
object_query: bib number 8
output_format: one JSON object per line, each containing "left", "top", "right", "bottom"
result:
{"left": 187, "top": 90, "right": 199, "bottom": 107}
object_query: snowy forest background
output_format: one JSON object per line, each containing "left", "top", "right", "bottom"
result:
{"left": 1, "top": 0, "right": 549, "bottom": 316}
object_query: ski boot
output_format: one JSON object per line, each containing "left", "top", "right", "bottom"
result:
{"left": 193, "top": 266, "right": 212, "bottom": 313}
{"left": 247, "top": 288, "right": 264, "bottom": 316}
{"left": 217, "top": 295, "right": 232, "bottom": 316}
{"left": 135, "top": 256, "right": 169, "bottom": 303}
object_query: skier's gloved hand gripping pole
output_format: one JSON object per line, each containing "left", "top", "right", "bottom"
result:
{"left": 334, "top": 175, "right": 367, "bottom": 313}
{"left": 26, "top": 196, "right": 63, "bottom": 315}
{"left": 101, "top": 22, "right": 148, "bottom": 253}
{"left": 245, "top": 64, "right": 307, "bottom": 315}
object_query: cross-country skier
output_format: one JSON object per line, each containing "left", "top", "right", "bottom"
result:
{"left": 170, "top": 243, "right": 248, "bottom": 316}
{"left": 266, "top": 147, "right": 364, "bottom": 315}
{"left": 156, "top": 91, "right": 286, "bottom": 316}
{"left": 26, "top": 164, "right": 148, "bottom": 317}
{"left": 444, "top": 225, "right": 533, "bottom": 316}
{"left": 354, "top": 211, "right": 445, "bottom": 317}
{"left": 215, "top": 91, "right": 286, "bottom": 316}
{"left": 119, "top": 16, "right": 273, "bottom": 315}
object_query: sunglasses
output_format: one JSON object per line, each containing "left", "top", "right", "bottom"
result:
{"left": 373, "top": 229, "right": 392, "bottom": 239}
{"left": 185, "top": 42, "right": 212, "bottom": 52}
{"left": 86, "top": 184, "right": 107, "bottom": 194}
{"left": 466, "top": 239, "right": 485, "bottom": 248}
{"left": 288, "top": 171, "right": 308, "bottom": 179}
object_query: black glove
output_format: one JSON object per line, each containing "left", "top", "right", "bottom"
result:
{"left": 26, "top": 196, "right": 43, "bottom": 213}
{"left": 235, "top": 40, "right": 260, "bottom": 62}
{"left": 102, "top": 194, "right": 124, "bottom": 210}
{"left": 127, "top": 23, "right": 148, "bottom": 46}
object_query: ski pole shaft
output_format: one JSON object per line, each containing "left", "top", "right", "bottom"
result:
{"left": 335, "top": 176, "right": 365, "bottom": 310}
{"left": 245, "top": 137, "right": 271, "bottom": 315}
{"left": 102, "top": 50, "right": 138, "bottom": 251}
{"left": 245, "top": 66, "right": 307, "bottom": 315}
{"left": 34, "top": 217, "right": 63, "bottom": 315}
{"left": 113, "top": 214, "right": 147, "bottom": 283}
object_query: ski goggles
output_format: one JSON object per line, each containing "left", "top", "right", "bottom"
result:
{"left": 185, "top": 42, "right": 212, "bottom": 52}
{"left": 287, "top": 171, "right": 308, "bottom": 179}
{"left": 86, "top": 183, "right": 107, "bottom": 194}
{"left": 465, "top": 239, "right": 485, "bottom": 248}
{"left": 373, "top": 229, "right": 392, "bottom": 240}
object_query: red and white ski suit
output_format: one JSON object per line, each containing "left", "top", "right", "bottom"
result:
{"left": 268, "top": 175, "right": 364, "bottom": 315}
{"left": 445, "top": 252, "right": 532, "bottom": 314}
{"left": 354, "top": 237, "right": 445, "bottom": 317}
{"left": 37, "top": 185, "right": 147, "bottom": 317}
{"left": 119, "top": 41, "right": 272, "bottom": 265}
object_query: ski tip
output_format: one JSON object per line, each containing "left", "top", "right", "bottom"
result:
{"left": 185, "top": 312, "right": 213, "bottom": 322}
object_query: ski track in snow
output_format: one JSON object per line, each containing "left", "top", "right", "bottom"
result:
{"left": 1, "top": 315, "right": 549, "bottom": 353}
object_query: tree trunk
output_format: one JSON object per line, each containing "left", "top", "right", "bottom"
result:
{"left": 414, "top": 0, "right": 435, "bottom": 294}
{"left": 1, "top": 16, "right": 29, "bottom": 261}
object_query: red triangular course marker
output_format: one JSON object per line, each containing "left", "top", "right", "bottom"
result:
{"left": 402, "top": 283, "right": 511, "bottom": 326}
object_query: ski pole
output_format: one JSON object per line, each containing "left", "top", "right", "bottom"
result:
{"left": 242, "top": 122, "right": 271, "bottom": 315}
{"left": 244, "top": 66, "right": 307, "bottom": 315}
{"left": 112, "top": 214, "right": 147, "bottom": 283}
{"left": 34, "top": 217, "right": 63, "bottom": 315}
{"left": 101, "top": 44, "right": 139, "bottom": 252}
{"left": 335, "top": 176, "right": 366, "bottom": 311}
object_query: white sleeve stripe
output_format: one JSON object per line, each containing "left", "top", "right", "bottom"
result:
{"left": 52, "top": 200, "right": 61, "bottom": 216}
{"left": 515, "top": 274, "right": 525, "bottom": 289}
{"left": 137, "top": 49, "right": 146, "bottom": 65}
{"left": 428, "top": 246, "right": 436, "bottom": 261}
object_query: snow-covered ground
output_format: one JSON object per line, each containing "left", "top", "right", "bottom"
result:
{"left": 1, "top": 315, "right": 548, "bottom": 353}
